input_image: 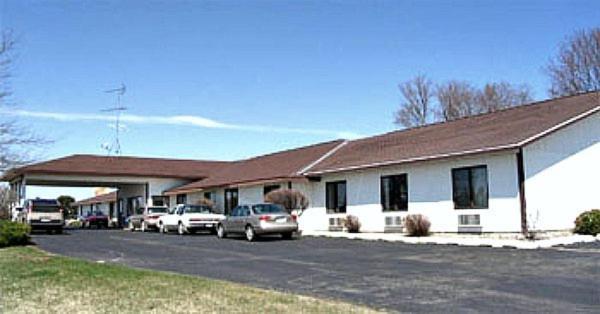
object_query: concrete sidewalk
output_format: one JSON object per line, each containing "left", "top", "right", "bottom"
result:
{"left": 302, "top": 230, "right": 598, "bottom": 249}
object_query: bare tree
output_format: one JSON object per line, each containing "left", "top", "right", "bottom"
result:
{"left": 0, "top": 185, "right": 16, "bottom": 219}
{"left": 0, "top": 29, "right": 41, "bottom": 174}
{"left": 547, "top": 28, "right": 600, "bottom": 96}
{"left": 394, "top": 75, "right": 434, "bottom": 128}
{"left": 436, "top": 80, "right": 478, "bottom": 121}
{"left": 477, "top": 82, "right": 533, "bottom": 113}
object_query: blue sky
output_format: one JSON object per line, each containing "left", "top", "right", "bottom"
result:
{"left": 1, "top": 0, "right": 599, "bottom": 200}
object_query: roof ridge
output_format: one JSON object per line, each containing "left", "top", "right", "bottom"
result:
{"left": 67, "top": 154, "right": 230, "bottom": 163}
{"left": 236, "top": 139, "right": 345, "bottom": 162}
{"left": 297, "top": 140, "right": 349, "bottom": 175}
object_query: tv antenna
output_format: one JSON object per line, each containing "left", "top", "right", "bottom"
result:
{"left": 101, "top": 83, "right": 127, "bottom": 156}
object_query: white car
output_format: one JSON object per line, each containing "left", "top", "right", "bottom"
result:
{"left": 158, "top": 204, "right": 225, "bottom": 235}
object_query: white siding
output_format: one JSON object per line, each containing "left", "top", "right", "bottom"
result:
{"left": 239, "top": 185, "right": 264, "bottom": 204}
{"left": 301, "top": 152, "right": 522, "bottom": 233}
{"left": 523, "top": 111, "right": 600, "bottom": 231}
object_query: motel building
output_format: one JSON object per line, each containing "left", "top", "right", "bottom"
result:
{"left": 2, "top": 92, "right": 599, "bottom": 235}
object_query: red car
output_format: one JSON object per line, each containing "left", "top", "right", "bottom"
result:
{"left": 81, "top": 211, "right": 109, "bottom": 229}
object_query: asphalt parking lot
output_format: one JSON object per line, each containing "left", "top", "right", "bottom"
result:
{"left": 33, "top": 229, "right": 599, "bottom": 313}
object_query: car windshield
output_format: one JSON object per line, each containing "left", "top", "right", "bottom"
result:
{"left": 185, "top": 205, "right": 212, "bottom": 214}
{"left": 94, "top": 211, "right": 104, "bottom": 216}
{"left": 252, "top": 204, "right": 286, "bottom": 214}
{"left": 148, "top": 207, "right": 167, "bottom": 214}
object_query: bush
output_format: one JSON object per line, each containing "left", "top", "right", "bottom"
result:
{"left": 0, "top": 220, "right": 31, "bottom": 248}
{"left": 65, "top": 219, "right": 82, "bottom": 229}
{"left": 574, "top": 209, "right": 600, "bottom": 236}
{"left": 344, "top": 215, "right": 361, "bottom": 233}
{"left": 404, "top": 214, "right": 431, "bottom": 237}
{"left": 265, "top": 189, "right": 309, "bottom": 213}
{"left": 196, "top": 198, "right": 215, "bottom": 208}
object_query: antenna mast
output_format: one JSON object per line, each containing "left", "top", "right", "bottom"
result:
{"left": 101, "top": 83, "right": 127, "bottom": 156}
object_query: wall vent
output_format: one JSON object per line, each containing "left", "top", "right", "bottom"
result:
{"left": 458, "top": 214, "right": 482, "bottom": 233}
{"left": 328, "top": 217, "right": 343, "bottom": 231}
{"left": 384, "top": 216, "right": 403, "bottom": 233}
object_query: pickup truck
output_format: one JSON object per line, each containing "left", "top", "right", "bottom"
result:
{"left": 24, "top": 199, "right": 64, "bottom": 234}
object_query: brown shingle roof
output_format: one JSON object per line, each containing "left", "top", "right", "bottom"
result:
{"left": 1, "top": 155, "right": 231, "bottom": 182}
{"left": 74, "top": 191, "right": 117, "bottom": 206}
{"left": 305, "top": 91, "right": 600, "bottom": 174}
{"left": 165, "top": 140, "right": 345, "bottom": 194}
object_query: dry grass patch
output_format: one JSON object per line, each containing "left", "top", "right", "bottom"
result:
{"left": 0, "top": 246, "right": 382, "bottom": 313}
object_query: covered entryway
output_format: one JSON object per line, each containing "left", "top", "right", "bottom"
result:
{"left": 1, "top": 154, "right": 228, "bottom": 226}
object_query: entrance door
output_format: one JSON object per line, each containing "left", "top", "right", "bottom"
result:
{"left": 224, "top": 188, "right": 239, "bottom": 216}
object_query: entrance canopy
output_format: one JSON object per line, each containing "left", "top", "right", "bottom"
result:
{"left": 1, "top": 154, "right": 231, "bottom": 208}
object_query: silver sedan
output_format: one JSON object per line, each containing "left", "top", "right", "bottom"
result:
{"left": 216, "top": 203, "right": 298, "bottom": 241}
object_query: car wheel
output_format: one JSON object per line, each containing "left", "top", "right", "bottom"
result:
{"left": 178, "top": 222, "right": 185, "bottom": 235}
{"left": 245, "top": 226, "right": 255, "bottom": 242}
{"left": 56, "top": 228, "right": 63, "bottom": 235}
{"left": 129, "top": 221, "right": 135, "bottom": 232}
{"left": 281, "top": 232, "right": 293, "bottom": 240}
{"left": 217, "top": 225, "right": 226, "bottom": 239}
{"left": 141, "top": 221, "right": 146, "bottom": 233}
{"left": 160, "top": 223, "right": 167, "bottom": 234}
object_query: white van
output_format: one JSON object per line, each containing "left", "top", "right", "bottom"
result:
{"left": 24, "top": 199, "right": 64, "bottom": 233}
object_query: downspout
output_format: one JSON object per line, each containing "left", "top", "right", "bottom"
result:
{"left": 516, "top": 148, "right": 528, "bottom": 235}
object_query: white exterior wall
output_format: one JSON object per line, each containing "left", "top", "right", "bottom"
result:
{"left": 301, "top": 152, "right": 522, "bottom": 233}
{"left": 148, "top": 178, "right": 189, "bottom": 205}
{"left": 239, "top": 185, "right": 264, "bottom": 204}
{"left": 523, "top": 111, "right": 600, "bottom": 231}
{"left": 78, "top": 202, "right": 110, "bottom": 216}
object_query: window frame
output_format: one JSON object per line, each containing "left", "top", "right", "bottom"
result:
{"left": 451, "top": 165, "right": 489, "bottom": 210}
{"left": 380, "top": 173, "right": 408, "bottom": 212}
{"left": 325, "top": 180, "right": 347, "bottom": 214}
{"left": 263, "top": 184, "right": 281, "bottom": 196}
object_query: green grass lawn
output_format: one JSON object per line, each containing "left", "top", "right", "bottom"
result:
{"left": 0, "top": 246, "right": 381, "bottom": 313}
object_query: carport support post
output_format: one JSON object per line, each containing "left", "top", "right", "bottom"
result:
{"left": 145, "top": 182, "right": 150, "bottom": 207}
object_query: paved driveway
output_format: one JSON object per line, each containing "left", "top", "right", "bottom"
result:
{"left": 33, "top": 230, "right": 599, "bottom": 313}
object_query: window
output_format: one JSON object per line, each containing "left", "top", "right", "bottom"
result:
{"left": 185, "top": 205, "right": 212, "bottom": 214}
{"left": 224, "top": 188, "right": 239, "bottom": 215}
{"left": 452, "top": 165, "right": 489, "bottom": 209}
{"left": 241, "top": 206, "right": 251, "bottom": 217}
{"left": 252, "top": 203, "right": 285, "bottom": 214}
{"left": 263, "top": 184, "right": 281, "bottom": 196}
{"left": 203, "top": 191, "right": 213, "bottom": 201}
{"left": 326, "top": 181, "right": 346, "bottom": 213}
{"left": 152, "top": 196, "right": 168, "bottom": 207}
{"left": 381, "top": 174, "right": 408, "bottom": 211}
{"left": 176, "top": 194, "right": 187, "bottom": 205}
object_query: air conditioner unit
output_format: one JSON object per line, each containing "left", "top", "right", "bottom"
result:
{"left": 384, "top": 216, "right": 404, "bottom": 233}
{"left": 458, "top": 214, "right": 482, "bottom": 233}
{"left": 328, "top": 217, "right": 343, "bottom": 231}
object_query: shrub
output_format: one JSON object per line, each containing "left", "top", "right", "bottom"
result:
{"left": 344, "top": 215, "right": 361, "bottom": 233}
{"left": 404, "top": 214, "right": 431, "bottom": 237}
{"left": 0, "top": 220, "right": 31, "bottom": 248}
{"left": 196, "top": 198, "right": 214, "bottom": 208}
{"left": 65, "top": 219, "right": 82, "bottom": 229}
{"left": 265, "top": 189, "right": 309, "bottom": 213}
{"left": 574, "top": 209, "right": 600, "bottom": 236}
